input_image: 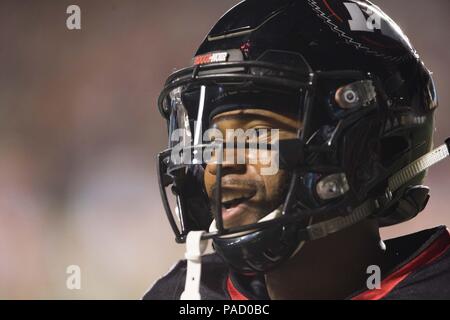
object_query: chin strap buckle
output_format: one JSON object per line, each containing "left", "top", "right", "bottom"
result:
{"left": 180, "top": 231, "right": 209, "bottom": 300}
{"left": 374, "top": 188, "right": 393, "bottom": 209}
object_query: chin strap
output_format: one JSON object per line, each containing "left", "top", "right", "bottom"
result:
{"left": 180, "top": 231, "right": 209, "bottom": 300}
{"left": 388, "top": 140, "right": 450, "bottom": 192}
{"left": 306, "top": 195, "right": 378, "bottom": 240}
{"left": 306, "top": 138, "right": 450, "bottom": 241}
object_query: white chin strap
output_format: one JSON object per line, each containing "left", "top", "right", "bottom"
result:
{"left": 180, "top": 231, "right": 209, "bottom": 300}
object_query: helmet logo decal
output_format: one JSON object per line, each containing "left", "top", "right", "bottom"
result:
{"left": 307, "top": 0, "right": 415, "bottom": 62}
{"left": 344, "top": 2, "right": 381, "bottom": 32}
{"left": 193, "top": 52, "right": 229, "bottom": 66}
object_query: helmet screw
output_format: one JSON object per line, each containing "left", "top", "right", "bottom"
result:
{"left": 344, "top": 90, "right": 357, "bottom": 103}
{"left": 316, "top": 173, "right": 349, "bottom": 200}
{"left": 325, "top": 181, "right": 338, "bottom": 193}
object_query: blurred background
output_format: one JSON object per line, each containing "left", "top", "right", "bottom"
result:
{"left": 0, "top": 0, "right": 448, "bottom": 299}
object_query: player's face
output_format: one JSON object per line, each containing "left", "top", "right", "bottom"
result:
{"left": 204, "top": 108, "right": 301, "bottom": 229}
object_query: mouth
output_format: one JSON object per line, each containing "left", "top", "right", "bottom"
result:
{"left": 222, "top": 195, "right": 253, "bottom": 209}
{"left": 220, "top": 191, "right": 256, "bottom": 224}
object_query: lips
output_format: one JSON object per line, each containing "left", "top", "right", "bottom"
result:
{"left": 220, "top": 189, "right": 256, "bottom": 225}
{"left": 222, "top": 196, "right": 248, "bottom": 209}
{"left": 221, "top": 202, "right": 250, "bottom": 225}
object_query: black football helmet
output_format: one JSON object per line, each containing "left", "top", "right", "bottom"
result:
{"left": 157, "top": 0, "right": 444, "bottom": 273}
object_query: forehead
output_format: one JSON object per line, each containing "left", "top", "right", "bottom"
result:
{"left": 211, "top": 108, "right": 301, "bottom": 130}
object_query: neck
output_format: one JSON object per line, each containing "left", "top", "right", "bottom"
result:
{"left": 265, "top": 220, "right": 386, "bottom": 300}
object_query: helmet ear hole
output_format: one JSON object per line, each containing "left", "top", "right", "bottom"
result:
{"left": 379, "top": 136, "right": 409, "bottom": 167}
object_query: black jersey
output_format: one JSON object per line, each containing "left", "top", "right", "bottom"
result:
{"left": 144, "top": 226, "right": 450, "bottom": 300}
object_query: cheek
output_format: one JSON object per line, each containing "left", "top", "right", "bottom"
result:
{"left": 261, "top": 170, "right": 289, "bottom": 203}
{"left": 203, "top": 168, "right": 214, "bottom": 197}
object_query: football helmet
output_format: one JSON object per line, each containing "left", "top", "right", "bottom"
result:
{"left": 157, "top": 0, "right": 447, "bottom": 273}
